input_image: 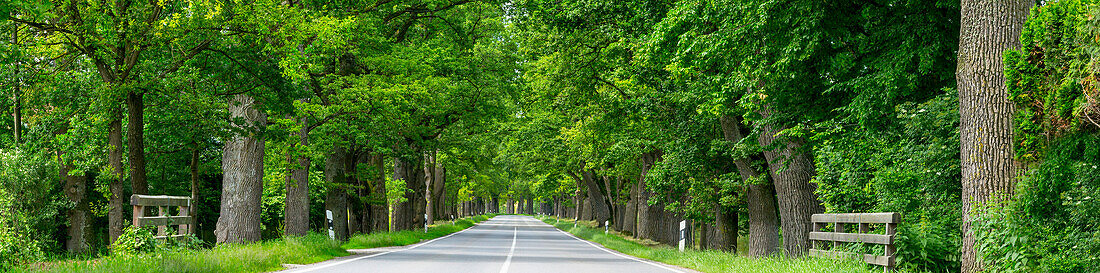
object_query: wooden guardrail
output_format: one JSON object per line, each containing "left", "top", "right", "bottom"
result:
{"left": 809, "top": 212, "right": 900, "bottom": 272}
{"left": 131, "top": 195, "right": 193, "bottom": 239}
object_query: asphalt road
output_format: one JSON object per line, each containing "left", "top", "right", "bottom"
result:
{"left": 278, "top": 215, "right": 693, "bottom": 273}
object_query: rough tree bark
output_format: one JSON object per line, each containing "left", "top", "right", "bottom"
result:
{"left": 189, "top": 144, "right": 200, "bottom": 235}
{"left": 426, "top": 151, "right": 446, "bottom": 223}
{"left": 392, "top": 146, "right": 425, "bottom": 231}
{"left": 756, "top": 105, "right": 824, "bottom": 257}
{"left": 369, "top": 153, "right": 389, "bottom": 232}
{"left": 720, "top": 115, "right": 779, "bottom": 256}
{"left": 634, "top": 151, "right": 662, "bottom": 241}
{"left": 284, "top": 115, "right": 311, "bottom": 237}
{"left": 215, "top": 94, "right": 266, "bottom": 244}
{"left": 623, "top": 182, "right": 639, "bottom": 235}
{"left": 714, "top": 203, "right": 737, "bottom": 252}
{"left": 324, "top": 146, "right": 349, "bottom": 241}
{"left": 957, "top": 1, "right": 1032, "bottom": 272}
{"left": 60, "top": 154, "right": 89, "bottom": 253}
{"left": 126, "top": 91, "right": 147, "bottom": 195}
{"left": 107, "top": 118, "right": 124, "bottom": 244}
{"left": 575, "top": 170, "right": 610, "bottom": 227}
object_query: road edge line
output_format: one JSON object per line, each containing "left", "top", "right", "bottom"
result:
{"left": 546, "top": 221, "right": 689, "bottom": 273}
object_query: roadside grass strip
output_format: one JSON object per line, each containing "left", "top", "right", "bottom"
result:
{"left": 537, "top": 216, "right": 898, "bottom": 273}
{"left": 20, "top": 214, "right": 494, "bottom": 273}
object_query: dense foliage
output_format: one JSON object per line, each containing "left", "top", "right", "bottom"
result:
{"left": 1, "top": 0, "right": 1099, "bottom": 273}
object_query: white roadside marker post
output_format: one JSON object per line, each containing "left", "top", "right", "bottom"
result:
{"left": 326, "top": 210, "right": 335, "bottom": 240}
{"left": 424, "top": 214, "right": 429, "bottom": 233}
{"left": 605, "top": 221, "right": 609, "bottom": 234}
{"left": 678, "top": 220, "right": 687, "bottom": 252}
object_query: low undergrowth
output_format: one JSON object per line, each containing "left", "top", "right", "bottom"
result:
{"left": 538, "top": 216, "right": 894, "bottom": 273}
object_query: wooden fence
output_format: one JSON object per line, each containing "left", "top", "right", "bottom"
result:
{"left": 131, "top": 194, "right": 194, "bottom": 239}
{"left": 808, "top": 212, "right": 900, "bottom": 272}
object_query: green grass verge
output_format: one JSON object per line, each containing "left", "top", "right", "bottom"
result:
{"left": 342, "top": 214, "right": 494, "bottom": 249}
{"left": 21, "top": 214, "right": 496, "bottom": 273}
{"left": 20, "top": 234, "right": 347, "bottom": 273}
{"left": 538, "top": 216, "right": 894, "bottom": 273}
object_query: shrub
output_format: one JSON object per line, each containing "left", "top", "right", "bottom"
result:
{"left": 0, "top": 150, "right": 66, "bottom": 270}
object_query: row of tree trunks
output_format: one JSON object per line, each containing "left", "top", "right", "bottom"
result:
{"left": 720, "top": 115, "right": 779, "bottom": 256}
{"left": 215, "top": 94, "right": 267, "bottom": 244}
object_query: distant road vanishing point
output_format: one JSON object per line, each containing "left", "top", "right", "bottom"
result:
{"left": 277, "top": 215, "right": 695, "bottom": 273}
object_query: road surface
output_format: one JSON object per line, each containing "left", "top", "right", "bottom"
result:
{"left": 278, "top": 215, "right": 694, "bottom": 273}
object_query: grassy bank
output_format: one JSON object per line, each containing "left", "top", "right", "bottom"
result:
{"left": 19, "top": 234, "right": 347, "bottom": 273}
{"left": 21, "top": 214, "right": 495, "bottom": 273}
{"left": 537, "top": 216, "right": 891, "bottom": 273}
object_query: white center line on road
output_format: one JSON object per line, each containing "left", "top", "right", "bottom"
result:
{"left": 498, "top": 226, "right": 518, "bottom": 273}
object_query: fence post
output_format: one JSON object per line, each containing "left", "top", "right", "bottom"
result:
{"left": 885, "top": 221, "right": 897, "bottom": 272}
{"left": 326, "top": 210, "right": 334, "bottom": 240}
{"left": 678, "top": 220, "right": 687, "bottom": 252}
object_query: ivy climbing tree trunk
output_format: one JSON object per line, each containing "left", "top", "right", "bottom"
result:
{"left": 284, "top": 115, "right": 311, "bottom": 237}
{"left": 392, "top": 144, "right": 425, "bottom": 231}
{"left": 59, "top": 153, "right": 89, "bottom": 254}
{"left": 957, "top": 1, "right": 1032, "bottom": 272}
{"left": 757, "top": 105, "right": 823, "bottom": 257}
{"left": 370, "top": 153, "right": 389, "bottom": 232}
{"left": 215, "top": 94, "right": 266, "bottom": 244}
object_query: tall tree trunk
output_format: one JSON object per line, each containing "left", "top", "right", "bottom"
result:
{"left": 720, "top": 115, "right": 779, "bottom": 256}
{"left": 324, "top": 146, "right": 349, "bottom": 241}
{"left": 369, "top": 153, "right": 389, "bottom": 232}
{"left": 284, "top": 115, "right": 311, "bottom": 237}
{"left": 107, "top": 117, "right": 124, "bottom": 244}
{"left": 575, "top": 170, "right": 610, "bottom": 227}
{"left": 11, "top": 26, "right": 20, "bottom": 144}
{"left": 426, "top": 151, "right": 446, "bottom": 224}
{"left": 215, "top": 94, "right": 266, "bottom": 244}
{"left": 126, "top": 91, "right": 147, "bottom": 195}
{"left": 714, "top": 203, "right": 737, "bottom": 252}
{"left": 60, "top": 154, "right": 89, "bottom": 253}
{"left": 757, "top": 105, "right": 823, "bottom": 257}
{"left": 957, "top": 2, "right": 1031, "bottom": 272}
{"left": 392, "top": 145, "right": 425, "bottom": 231}
{"left": 623, "top": 185, "right": 638, "bottom": 235}
{"left": 635, "top": 151, "right": 661, "bottom": 241}
{"left": 190, "top": 144, "right": 200, "bottom": 235}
